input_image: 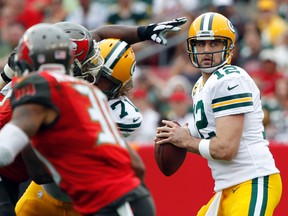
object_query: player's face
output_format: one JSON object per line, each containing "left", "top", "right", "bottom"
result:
{"left": 195, "top": 40, "right": 225, "bottom": 68}
{"left": 95, "top": 76, "right": 113, "bottom": 92}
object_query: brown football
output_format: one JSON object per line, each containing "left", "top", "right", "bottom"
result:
{"left": 154, "top": 121, "right": 187, "bottom": 176}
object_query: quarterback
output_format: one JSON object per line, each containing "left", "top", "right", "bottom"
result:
{"left": 155, "top": 12, "right": 282, "bottom": 215}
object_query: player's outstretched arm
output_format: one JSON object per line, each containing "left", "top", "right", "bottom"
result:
{"left": 0, "top": 103, "right": 57, "bottom": 167}
{"left": 0, "top": 49, "right": 17, "bottom": 90}
{"left": 90, "top": 17, "right": 187, "bottom": 46}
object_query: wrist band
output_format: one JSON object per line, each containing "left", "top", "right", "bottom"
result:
{"left": 0, "top": 64, "right": 15, "bottom": 84}
{"left": 4, "top": 64, "right": 15, "bottom": 79}
{"left": 198, "top": 139, "right": 214, "bottom": 160}
{"left": 0, "top": 123, "right": 29, "bottom": 165}
{"left": 137, "top": 26, "right": 147, "bottom": 41}
{"left": 0, "top": 73, "right": 7, "bottom": 86}
{"left": 1, "top": 71, "right": 11, "bottom": 84}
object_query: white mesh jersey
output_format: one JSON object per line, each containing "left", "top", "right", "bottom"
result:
{"left": 192, "top": 65, "right": 279, "bottom": 192}
{"left": 108, "top": 95, "right": 142, "bottom": 137}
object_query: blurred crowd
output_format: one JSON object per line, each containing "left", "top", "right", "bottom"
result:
{"left": 0, "top": 0, "right": 287, "bottom": 145}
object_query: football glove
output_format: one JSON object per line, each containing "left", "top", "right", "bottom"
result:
{"left": 1, "top": 48, "right": 17, "bottom": 83}
{"left": 137, "top": 17, "right": 187, "bottom": 46}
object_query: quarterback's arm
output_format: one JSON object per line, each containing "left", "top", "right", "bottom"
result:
{"left": 90, "top": 17, "right": 187, "bottom": 46}
{"left": 208, "top": 114, "right": 244, "bottom": 160}
{"left": 0, "top": 103, "right": 57, "bottom": 167}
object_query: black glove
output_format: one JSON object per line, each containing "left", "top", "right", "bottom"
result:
{"left": 137, "top": 17, "right": 187, "bottom": 45}
{"left": 1, "top": 48, "right": 17, "bottom": 83}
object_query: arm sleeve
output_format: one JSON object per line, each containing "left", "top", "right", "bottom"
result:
{"left": 211, "top": 72, "right": 254, "bottom": 118}
{"left": 10, "top": 73, "right": 55, "bottom": 111}
{"left": 0, "top": 123, "right": 29, "bottom": 167}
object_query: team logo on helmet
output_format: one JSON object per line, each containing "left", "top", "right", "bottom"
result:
{"left": 71, "top": 40, "right": 88, "bottom": 62}
{"left": 130, "top": 61, "right": 136, "bottom": 76}
{"left": 227, "top": 20, "right": 235, "bottom": 34}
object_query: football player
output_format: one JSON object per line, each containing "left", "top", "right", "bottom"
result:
{"left": 94, "top": 38, "right": 142, "bottom": 137}
{"left": 155, "top": 12, "right": 282, "bottom": 215}
{"left": 0, "top": 17, "right": 187, "bottom": 215}
{"left": 0, "top": 23, "right": 148, "bottom": 216}
{"left": 16, "top": 40, "right": 155, "bottom": 216}
{"left": 0, "top": 49, "right": 29, "bottom": 216}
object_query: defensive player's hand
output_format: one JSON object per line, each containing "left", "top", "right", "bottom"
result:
{"left": 7, "top": 48, "right": 17, "bottom": 70}
{"left": 138, "top": 17, "right": 187, "bottom": 45}
{"left": 0, "top": 48, "right": 17, "bottom": 84}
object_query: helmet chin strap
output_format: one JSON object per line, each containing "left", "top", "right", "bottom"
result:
{"left": 200, "top": 58, "right": 229, "bottom": 74}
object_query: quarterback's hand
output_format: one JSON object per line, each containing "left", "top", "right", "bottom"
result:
{"left": 137, "top": 17, "right": 187, "bottom": 45}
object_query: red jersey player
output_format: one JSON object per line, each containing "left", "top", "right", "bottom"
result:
{"left": 0, "top": 51, "right": 29, "bottom": 216}
{"left": 0, "top": 17, "right": 187, "bottom": 215}
{"left": 0, "top": 23, "right": 144, "bottom": 216}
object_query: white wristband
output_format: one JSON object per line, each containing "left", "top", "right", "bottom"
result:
{"left": 0, "top": 123, "right": 29, "bottom": 166}
{"left": 198, "top": 139, "right": 214, "bottom": 160}
{"left": 4, "top": 64, "right": 15, "bottom": 79}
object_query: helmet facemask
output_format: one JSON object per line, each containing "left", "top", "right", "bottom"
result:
{"left": 73, "top": 41, "right": 104, "bottom": 83}
{"left": 96, "top": 66, "right": 122, "bottom": 100}
{"left": 187, "top": 36, "right": 234, "bottom": 73}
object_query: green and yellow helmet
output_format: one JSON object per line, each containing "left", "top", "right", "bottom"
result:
{"left": 97, "top": 38, "right": 136, "bottom": 99}
{"left": 187, "top": 12, "right": 236, "bottom": 73}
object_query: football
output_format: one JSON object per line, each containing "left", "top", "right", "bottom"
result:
{"left": 154, "top": 121, "right": 187, "bottom": 176}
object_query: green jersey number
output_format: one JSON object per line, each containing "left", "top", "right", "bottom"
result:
{"left": 110, "top": 98, "right": 139, "bottom": 119}
{"left": 214, "top": 65, "right": 240, "bottom": 80}
{"left": 194, "top": 100, "right": 216, "bottom": 139}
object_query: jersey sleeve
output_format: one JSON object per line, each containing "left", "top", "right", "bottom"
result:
{"left": 0, "top": 81, "right": 12, "bottom": 96}
{"left": 210, "top": 66, "right": 255, "bottom": 118}
{"left": 108, "top": 96, "right": 142, "bottom": 137}
{"left": 10, "top": 73, "right": 56, "bottom": 111}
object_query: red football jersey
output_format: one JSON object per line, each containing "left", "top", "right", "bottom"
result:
{"left": 10, "top": 71, "right": 140, "bottom": 215}
{"left": 0, "top": 85, "right": 29, "bottom": 182}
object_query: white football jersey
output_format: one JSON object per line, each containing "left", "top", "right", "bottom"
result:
{"left": 108, "top": 95, "right": 142, "bottom": 137}
{"left": 192, "top": 65, "right": 279, "bottom": 191}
